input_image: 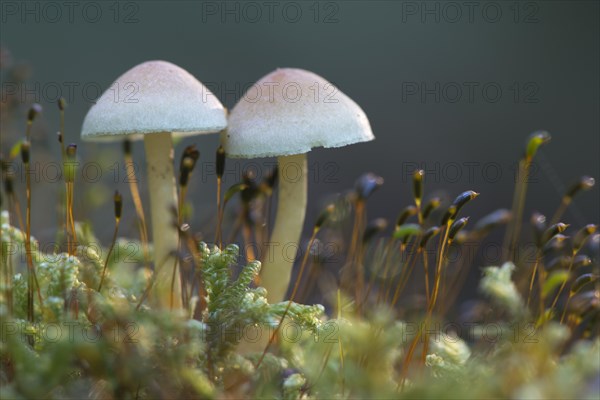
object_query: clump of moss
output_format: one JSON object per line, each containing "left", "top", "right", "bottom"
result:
{"left": 1, "top": 217, "right": 328, "bottom": 398}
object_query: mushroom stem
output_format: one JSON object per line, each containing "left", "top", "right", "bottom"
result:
{"left": 143, "top": 132, "right": 182, "bottom": 309}
{"left": 261, "top": 153, "right": 307, "bottom": 303}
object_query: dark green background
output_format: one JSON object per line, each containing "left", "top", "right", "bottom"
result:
{"left": 1, "top": 1, "right": 598, "bottom": 248}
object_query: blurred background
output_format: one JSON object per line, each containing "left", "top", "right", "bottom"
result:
{"left": 1, "top": 1, "right": 598, "bottom": 284}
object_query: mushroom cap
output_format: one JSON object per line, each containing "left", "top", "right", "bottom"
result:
{"left": 224, "top": 68, "right": 374, "bottom": 158}
{"left": 81, "top": 60, "right": 227, "bottom": 141}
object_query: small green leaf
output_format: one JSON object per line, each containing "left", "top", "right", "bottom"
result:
{"left": 535, "top": 308, "right": 554, "bottom": 328}
{"left": 542, "top": 270, "right": 570, "bottom": 298}
{"left": 223, "top": 183, "right": 248, "bottom": 205}
{"left": 525, "top": 131, "right": 551, "bottom": 160}
{"left": 393, "top": 223, "right": 422, "bottom": 240}
{"left": 9, "top": 141, "right": 23, "bottom": 159}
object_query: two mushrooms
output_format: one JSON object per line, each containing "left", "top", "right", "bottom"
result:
{"left": 81, "top": 61, "right": 374, "bottom": 308}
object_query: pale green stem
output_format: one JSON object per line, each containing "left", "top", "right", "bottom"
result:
{"left": 144, "top": 132, "right": 182, "bottom": 309}
{"left": 260, "top": 153, "right": 307, "bottom": 303}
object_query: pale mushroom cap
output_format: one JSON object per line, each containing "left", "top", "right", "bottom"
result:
{"left": 225, "top": 68, "right": 374, "bottom": 158}
{"left": 81, "top": 60, "right": 227, "bottom": 141}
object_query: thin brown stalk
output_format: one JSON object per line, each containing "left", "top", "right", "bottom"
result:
{"left": 537, "top": 262, "right": 547, "bottom": 318}
{"left": 58, "top": 105, "right": 68, "bottom": 252}
{"left": 549, "top": 251, "right": 576, "bottom": 314}
{"left": 385, "top": 242, "right": 411, "bottom": 304}
{"left": 170, "top": 187, "right": 186, "bottom": 310}
{"left": 227, "top": 213, "right": 243, "bottom": 244}
{"left": 429, "top": 225, "right": 450, "bottom": 311}
{"left": 363, "top": 239, "right": 387, "bottom": 304}
{"left": 377, "top": 240, "right": 401, "bottom": 305}
{"left": 215, "top": 176, "right": 223, "bottom": 248}
{"left": 2, "top": 247, "right": 13, "bottom": 315}
{"left": 241, "top": 222, "right": 256, "bottom": 262}
{"left": 184, "top": 234, "right": 205, "bottom": 313}
{"left": 124, "top": 152, "right": 151, "bottom": 267}
{"left": 67, "top": 181, "right": 78, "bottom": 255}
{"left": 550, "top": 198, "right": 570, "bottom": 226}
{"left": 422, "top": 249, "right": 430, "bottom": 302}
{"left": 391, "top": 246, "right": 420, "bottom": 307}
{"left": 98, "top": 218, "right": 120, "bottom": 292}
{"left": 397, "top": 323, "right": 422, "bottom": 391}
{"left": 298, "top": 257, "right": 318, "bottom": 303}
{"left": 136, "top": 252, "right": 177, "bottom": 311}
{"left": 344, "top": 200, "right": 364, "bottom": 303}
{"left": 438, "top": 241, "right": 481, "bottom": 317}
{"left": 401, "top": 225, "right": 450, "bottom": 378}
{"left": 2, "top": 197, "right": 15, "bottom": 314}
{"left": 336, "top": 289, "right": 345, "bottom": 396}
{"left": 503, "top": 159, "right": 530, "bottom": 262}
{"left": 24, "top": 159, "right": 43, "bottom": 330}
{"left": 263, "top": 193, "right": 273, "bottom": 252}
{"left": 354, "top": 202, "right": 366, "bottom": 309}
{"left": 526, "top": 251, "right": 541, "bottom": 309}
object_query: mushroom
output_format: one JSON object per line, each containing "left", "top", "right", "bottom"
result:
{"left": 81, "top": 60, "right": 227, "bottom": 308}
{"left": 224, "top": 68, "right": 374, "bottom": 303}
